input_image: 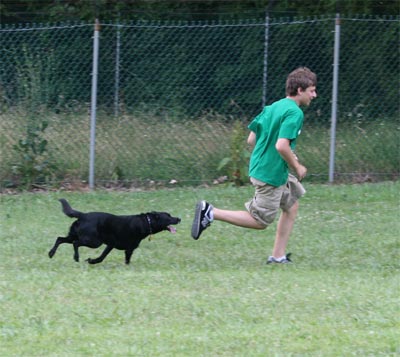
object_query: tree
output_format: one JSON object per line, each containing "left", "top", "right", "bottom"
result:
{"left": 1, "top": 0, "right": 398, "bottom": 24}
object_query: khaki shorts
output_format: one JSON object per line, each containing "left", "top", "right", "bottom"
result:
{"left": 245, "top": 174, "right": 306, "bottom": 228}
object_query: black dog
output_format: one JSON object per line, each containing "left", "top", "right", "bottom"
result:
{"left": 48, "top": 199, "right": 181, "bottom": 265}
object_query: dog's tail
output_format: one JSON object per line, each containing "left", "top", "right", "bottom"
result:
{"left": 59, "top": 198, "right": 83, "bottom": 219}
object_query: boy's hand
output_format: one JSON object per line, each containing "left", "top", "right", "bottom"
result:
{"left": 295, "top": 163, "right": 307, "bottom": 181}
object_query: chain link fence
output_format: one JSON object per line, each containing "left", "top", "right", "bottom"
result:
{"left": 0, "top": 15, "right": 399, "bottom": 189}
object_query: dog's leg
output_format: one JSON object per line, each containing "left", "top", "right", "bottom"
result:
{"left": 73, "top": 240, "right": 81, "bottom": 262}
{"left": 125, "top": 248, "right": 134, "bottom": 265}
{"left": 86, "top": 245, "right": 114, "bottom": 264}
{"left": 125, "top": 241, "right": 141, "bottom": 264}
{"left": 48, "top": 236, "right": 74, "bottom": 258}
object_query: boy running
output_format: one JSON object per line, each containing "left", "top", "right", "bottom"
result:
{"left": 191, "top": 67, "right": 317, "bottom": 264}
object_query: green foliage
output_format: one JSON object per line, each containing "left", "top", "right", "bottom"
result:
{"left": 1, "top": 17, "right": 398, "bottom": 122}
{"left": 218, "top": 121, "right": 251, "bottom": 186}
{"left": 1, "top": 15, "right": 397, "bottom": 121}
{"left": 8, "top": 45, "right": 58, "bottom": 188}
{"left": 14, "top": 45, "right": 57, "bottom": 110}
{"left": 0, "top": 183, "right": 399, "bottom": 355}
{"left": 12, "top": 119, "right": 57, "bottom": 188}
{"left": 1, "top": 0, "right": 398, "bottom": 24}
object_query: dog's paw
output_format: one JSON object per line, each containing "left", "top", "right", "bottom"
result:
{"left": 48, "top": 250, "right": 54, "bottom": 258}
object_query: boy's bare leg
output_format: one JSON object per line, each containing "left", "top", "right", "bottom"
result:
{"left": 213, "top": 208, "right": 265, "bottom": 229}
{"left": 272, "top": 201, "right": 299, "bottom": 258}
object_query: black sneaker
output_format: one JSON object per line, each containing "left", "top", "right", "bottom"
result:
{"left": 191, "top": 200, "right": 213, "bottom": 240}
{"left": 267, "top": 253, "right": 292, "bottom": 264}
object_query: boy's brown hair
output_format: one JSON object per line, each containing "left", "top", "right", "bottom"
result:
{"left": 286, "top": 67, "right": 317, "bottom": 96}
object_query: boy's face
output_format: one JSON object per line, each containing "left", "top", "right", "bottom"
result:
{"left": 298, "top": 86, "right": 317, "bottom": 106}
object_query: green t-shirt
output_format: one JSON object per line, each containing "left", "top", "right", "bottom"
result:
{"left": 248, "top": 98, "right": 304, "bottom": 187}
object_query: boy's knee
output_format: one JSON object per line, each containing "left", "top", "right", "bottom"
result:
{"left": 251, "top": 209, "right": 279, "bottom": 228}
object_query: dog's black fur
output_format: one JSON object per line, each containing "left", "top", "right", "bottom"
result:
{"left": 48, "top": 199, "right": 181, "bottom": 265}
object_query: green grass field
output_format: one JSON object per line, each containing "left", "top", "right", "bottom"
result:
{"left": 1, "top": 182, "right": 399, "bottom": 356}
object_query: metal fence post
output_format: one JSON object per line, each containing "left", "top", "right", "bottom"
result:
{"left": 262, "top": 10, "right": 270, "bottom": 109}
{"left": 89, "top": 19, "right": 100, "bottom": 190}
{"left": 114, "top": 21, "right": 121, "bottom": 117}
{"left": 329, "top": 13, "right": 341, "bottom": 183}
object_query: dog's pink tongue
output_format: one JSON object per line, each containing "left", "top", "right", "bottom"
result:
{"left": 168, "top": 226, "right": 177, "bottom": 234}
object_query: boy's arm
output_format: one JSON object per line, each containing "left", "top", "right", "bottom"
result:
{"left": 275, "top": 138, "right": 307, "bottom": 180}
{"left": 247, "top": 131, "right": 256, "bottom": 147}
